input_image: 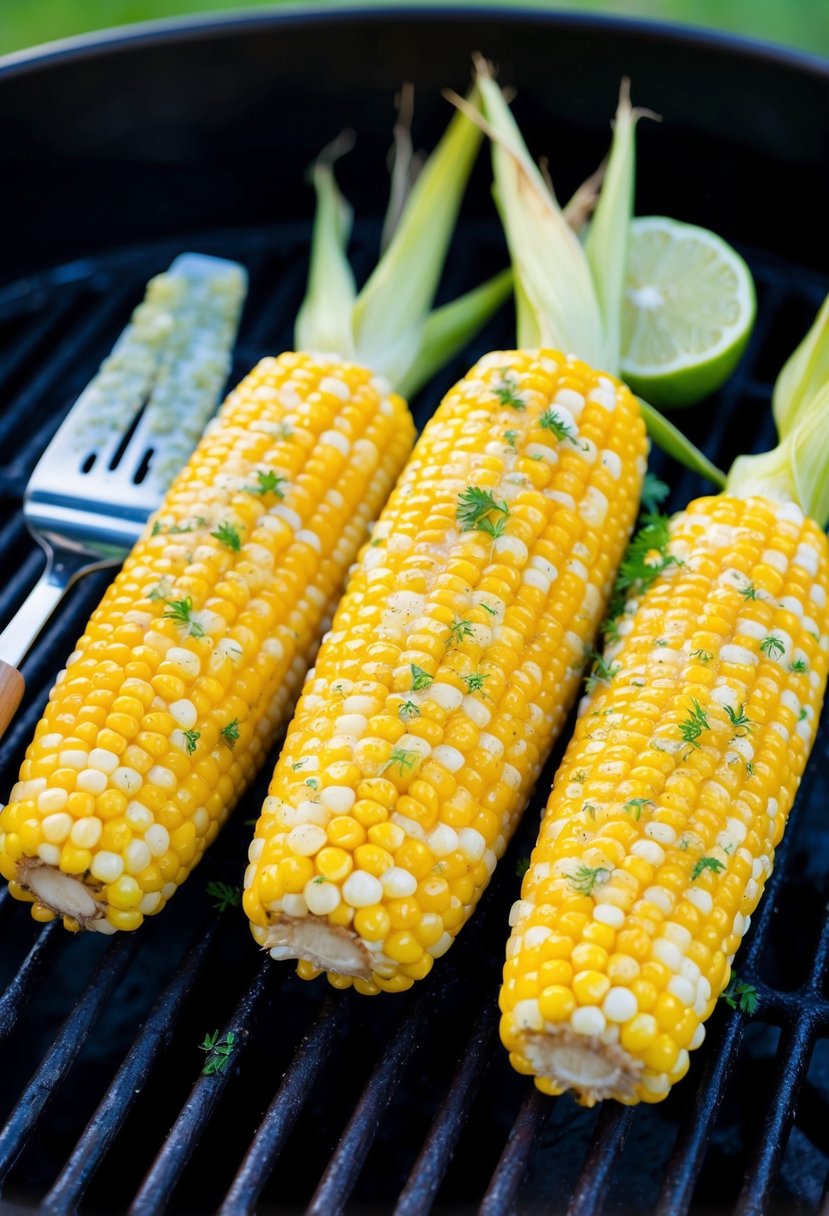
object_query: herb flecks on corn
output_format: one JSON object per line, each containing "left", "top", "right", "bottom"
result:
{"left": 500, "top": 493, "right": 829, "bottom": 1104}
{"left": 244, "top": 349, "right": 647, "bottom": 992}
{"left": 0, "top": 355, "right": 413, "bottom": 930}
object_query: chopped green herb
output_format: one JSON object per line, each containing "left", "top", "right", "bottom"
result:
{"left": 691, "top": 856, "right": 725, "bottom": 881}
{"left": 583, "top": 802, "right": 597, "bottom": 820}
{"left": 515, "top": 856, "right": 531, "bottom": 879}
{"left": 305, "top": 777, "right": 319, "bottom": 789}
{"left": 640, "top": 472, "right": 669, "bottom": 514}
{"left": 463, "top": 672, "right": 489, "bottom": 695}
{"left": 313, "top": 875, "right": 328, "bottom": 885}
{"left": 722, "top": 842, "right": 734, "bottom": 855}
{"left": 398, "top": 700, "right": 421, "bottom": 722}
{"left": 163, "top": 596, "right": 204, "bottom": 638}
{"left": 448, "top": 618, "right": 474, "bottom": 646}
{"left": 791, "top": 658, "right": 808, "bottom": 673}
{"left": 679, "top": 699, "right": 710, "bottom": 751}
{"left": 456, "top": 486, "right": 510, "bottom": 540}
{"left": 151, "top": 520, "right": 163, "bottom": 536}
{"left": 746, "top": 761, "right": 755, "bottom": 776}
{"left": 247, "top": 470, "right": 286, "bottom": 497}
{"left": 573, "top": 769, "right": 587, "bottom": 784}
{"left": 654, "top": 638, "right": 669, "bottom": 648}
{"left": 494, "top": 369, "right": 526, "bottom": 411}
{"left": 212, "top": 521, "right": 242, "bottom": 552}
{"left": 291, "top": 759, "right": 309, "bottom": 770}
{"left": 739, "top": 583, "right": 758, "bottom": 601}
{"left": 220, "top": 719, "right": 240, "bottom": 748}
{"left": 480, "top": 601, "right": 498, "bottom": 618}
{"left": 539, "top": 408, "right": 577, "bottom": 442}
{"left": 623, "top": 798, "right": 653, "bottom": 821}
{"left": 410, "top": 664, "right": 433, "bottom": 691}
{"left": 799, "top": 707, "right": 809, "bottom": 722}
{"left": 183, "top": 729, "right": 200, "bottom": 754}
{"left": 607, "top": 514, "right": 679, "bottom": 626}
{"left": 760, "top": 635, "right": 785, "bottom": 660}
{"left": 199, "top": 1029, "right": 236, "bottom": 1076}
{"left": 584, "top": 649, "right": 620, "bottom": 695}
{"left": 691, "top": 649, "right": 713, "bottom": 663}
{"left": 678, "top": 836, "right": 691, "bottom": 851}
{"left": 724, "top": 703, "right": 752, "bottom": 736}
{"left": 382, "top": 747, "right": 420, "bottom": 777}
{"left": 504, "top": 429, "right": 519, "bottom": 449}
{"left": 568, "top": 863, "right": 611, "bottom": 896}
{"left": 206, "top": 881, "right": 241, "bottom": 913}
{"left": 721, "top": 972, "right": 758, "bottom": 1015}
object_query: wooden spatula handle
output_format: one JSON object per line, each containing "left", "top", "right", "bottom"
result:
{"left": 0, "top": 661, "right": 24, "bottom": 737}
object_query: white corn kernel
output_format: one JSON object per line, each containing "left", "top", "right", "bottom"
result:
{"left": 76, "top": 769, "right": 108, "bottom": 795}
{"left": 42, "top": 813, "right": 73, "bottom": 844}
{"left": 287, "top": 824, "right": 327, "bottom": 856}
{"left": 90, "top": 851, "right": 125, "bottom": 883}
{"left": 304, "top": 878, "right": 341, "bottom": 915}
{"left": 70, "top": 818, "right": 102, "bottom": 848}
{"left": 571, "top": 1007, "right": 606, "bottom": 1036}
{"left": 602, "top": 988, "right": 638, "bottom": 1023}
{"left": 145, "top": 824, "right": 170, "bottom": 856}
{"left": 342, "top": 870, "right": 384, "bottom": 907}
{"left": 89, "top": 748, "right": 119, "bottom": 774}
{"left": 381, "top": 867, "right": 418, "bottom": 898}
{"left": 124, "top": 840, "right": 152, "bottom": 875}
{"left": 170, "top": 699, "right": 198, "bottom": 729}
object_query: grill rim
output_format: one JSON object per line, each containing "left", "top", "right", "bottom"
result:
{"left": 1, "top": 3, "right": 828, "bottom": 83}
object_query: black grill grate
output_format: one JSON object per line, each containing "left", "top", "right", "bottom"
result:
{"left": 0, "top": 226, "right": 828, "bottom": 1216}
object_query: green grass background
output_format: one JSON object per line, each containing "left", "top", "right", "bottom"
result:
{"left": 2, "top": 0, "right": 828, "bottom": 59}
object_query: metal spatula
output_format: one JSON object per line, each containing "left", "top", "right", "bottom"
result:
{"left": 0, "top": 252, "right": 247, "bottom": 734}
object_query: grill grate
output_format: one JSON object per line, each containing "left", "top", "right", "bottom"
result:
{"left": 0, "top": 226, "right": 828, "bottom": 1216}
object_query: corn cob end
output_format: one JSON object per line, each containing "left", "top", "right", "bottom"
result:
{"left": 519, "top": 1029, "right": 642, "bottom": 1105}
{"left": 15, "top": 857, "right": 104, "bottom": 929}
{"left": 256, "top": 916, "right": 372, "bottom": 978}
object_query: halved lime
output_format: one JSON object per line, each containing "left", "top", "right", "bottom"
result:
{"left": 620, "top": 216, "right": 756, "bottom": 408}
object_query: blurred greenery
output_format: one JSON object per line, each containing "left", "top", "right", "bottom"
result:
{"left": 1, "top": 0, "right": 828, "bottom": 59}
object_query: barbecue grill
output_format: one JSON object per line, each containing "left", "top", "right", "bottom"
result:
{"left": 1, "top": 8, "right": 828, "bottom": 1213}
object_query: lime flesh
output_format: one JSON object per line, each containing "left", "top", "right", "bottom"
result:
{"left": 620, "top": 216, "right": 756, "bottom": 409}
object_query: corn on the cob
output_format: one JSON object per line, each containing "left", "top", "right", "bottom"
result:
{"left": 0, "top": 356, "right": 413, "bottom": 930}
{"left": 0, "top": 97, "right": 505, "bottom": 931}
{"left": 242, "top": 67, "right": 722, "bottom": 991}
{"left": 244, "top": 350, "right": 647, "bottom": 990}
{"left": 499, "top": 311, "right": 829, "bottom": 1105}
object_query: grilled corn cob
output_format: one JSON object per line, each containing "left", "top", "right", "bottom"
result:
{"left": 245, "top": 350, "right": 647, "bottom": 990}
{"left": 499, "top": 308, "right": 829, "bottom": 1105}
{"left": 0, "top": 96, "right": 506, "bottom": 931}
{"left": 242, "top": 70, "right": 685, "bottom": 991}
{"left": 0, "top": 357, "right": 413, "bottom": 930}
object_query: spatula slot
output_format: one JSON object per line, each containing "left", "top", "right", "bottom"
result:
{"left": 133, "top": 448, "right": 154, "bottom": 485}
{"left": 107, "top": 399, "right": 147, "bottom": 471}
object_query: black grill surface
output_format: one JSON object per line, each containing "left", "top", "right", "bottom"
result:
{"left": 0, "top": 221, "right": 828, "bottom": 1216}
